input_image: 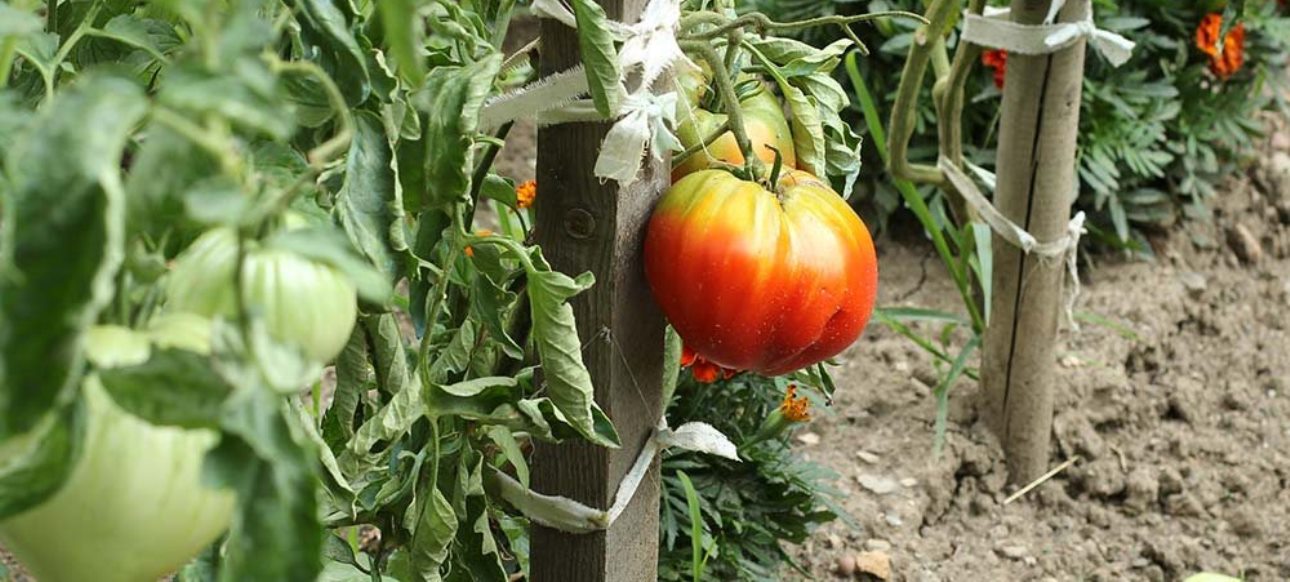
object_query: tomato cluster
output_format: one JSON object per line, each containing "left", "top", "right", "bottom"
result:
{"left": 647, "top": 75, "right": 878, "bottom": 378}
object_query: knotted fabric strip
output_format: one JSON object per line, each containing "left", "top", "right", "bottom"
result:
{"left": 962, "top": 0, "right": 1135, "bottom": 67}
{"left": 939, "top": 157, "right": 1087, "bottom": 329}
{"left": 491, "top": 419, "right": 739, "bottom": 534}
{"left": 480, "top": 0, "right": 695, "bottom": 186}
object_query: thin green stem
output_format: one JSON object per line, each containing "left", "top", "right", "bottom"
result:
{"left": 48, "top": 0, "right": 101, "bottom": 82}
{"left": 847, "top": 53, "right": 985, "bottom": 332}
{"left": 673, "top": 118, "right": 731, "bottom": 166}
{"left": 151, "top": 107, "right": 245, "bottom": 178}
{"left": 886, "top": 0, "right": 960, "bottom": 189}
{"left": 467, "top": 122, "right": 514, "bottom": 225}
{"left": 680, "top": 40, "right": 763, "bottom": 178}
{"left": 268, "top": 57, "right": 353, "bottom": 168}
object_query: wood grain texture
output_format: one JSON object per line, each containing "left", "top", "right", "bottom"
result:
{"left": 529, "top": 0, "right": 668, "bottom": 579}
{"left": 981, "top": 0, "right": 1088, "bottom": 484}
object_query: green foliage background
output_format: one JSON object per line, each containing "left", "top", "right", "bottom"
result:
{"left": 750, "top": 0, "right": 1290, "bottom": 253}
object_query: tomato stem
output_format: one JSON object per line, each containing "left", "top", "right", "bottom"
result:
{"left": 680, "top": 40, "right": 764, "bottom": 179}
{"left": 766, "top": 144, "right": 784, "bottom": 191}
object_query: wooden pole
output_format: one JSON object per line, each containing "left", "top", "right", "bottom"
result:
{"left": 529, "top": 0, "right": 668, "bottom": 579}
{"left": 981, "top": 0, "right": 1087, "bottom": 485}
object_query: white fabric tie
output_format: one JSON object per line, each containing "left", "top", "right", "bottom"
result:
{"left": 480, "top": 0, "right": 693, "bottom": 187}
{"left": 939, "top": 157, "right": 1087, "bottom": 328}
{"left": 491, "top": 419, "right": 738, "bottom": 533}
{"left": 961, "top": 0, "right": 1135, "bottom": 67}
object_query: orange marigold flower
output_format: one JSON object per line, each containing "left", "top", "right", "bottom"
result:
{"left": 680, "top": 344, "right": 737, "bottom": 383}
{"left": 981, "top": 49, "right": 1008, "bottom": 89}
{"left": 780, "top": 384, "right": 811, "bottom": 423}
{"left": 516, "top": 179, "right": 537, "bottom": 209}
{"left": 1195, "top": 13, "right": 1246, "bottom": 80}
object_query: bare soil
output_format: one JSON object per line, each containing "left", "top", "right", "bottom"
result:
{"left": 787, "top": 119, "right": 1290, "bottom": 581}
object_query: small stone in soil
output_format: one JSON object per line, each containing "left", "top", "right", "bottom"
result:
{"left": 899, "top": 478, "right": 918, "bottom": 488}
{"left": 1124, "top": 467, "right": 1159, "bottom": 514}
{"left": 1179, "top": 271, "right": 1207, "bottom": 297}
{"left": 995, "top": 544, "right": 1029, "bottom": 560}
{"left": 834, "top": 554, "right": 857, "bottom": 577}
{"left": 826, "top": 533, "right": 844, "bottom": 549}
{"left": 854, "top": 550, "right": 892, "bottom": 581}
{"left": 1227, "top": 224, "right": 1263, "bottom": 264}
{"left": 856, "top": 450, "right": 881, "bottom": 464}
{"left": 797, "top": 432, "right": 821, "bottom": 446}
{"left": 1164, "top": 492, "right": 1205, "bottom": 518}
{"left": 864, "top": 539, "right": 892, "bottom": 552}
{"left": 857, "top": 473, "right": 901, "bottom": 495}
{"left": 883, "top": 513, "right": 904, "bottom": 527}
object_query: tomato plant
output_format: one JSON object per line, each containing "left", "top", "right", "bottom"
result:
{"left": 645, "top": 169, "right": 878, "bottom": 376}
{"left": 0, "top": 0, "right": 913, "bottom": 578}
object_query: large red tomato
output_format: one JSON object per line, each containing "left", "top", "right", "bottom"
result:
{"left": 645, "top": 169, "right": 877, "bottom": 376}
{"left": 672, "top": 87, "right": 796, "bottom": 182}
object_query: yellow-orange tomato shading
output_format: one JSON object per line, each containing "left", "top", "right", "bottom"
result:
{"left": 644, "top": 169, "right": 878, "bottom": 376}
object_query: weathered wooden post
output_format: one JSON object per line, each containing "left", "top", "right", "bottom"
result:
{"left": 981, "top": 0, "right": 1087, "bottom": 484}
{"left": 529, "top": 0, "right": 668, "bottom": 578}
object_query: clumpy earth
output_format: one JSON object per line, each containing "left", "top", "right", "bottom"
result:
{"left": 787, "top": 120, "right": 1290, "bottom": 581}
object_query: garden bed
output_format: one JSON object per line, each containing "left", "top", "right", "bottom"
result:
{"left": 790, "top": 117, "right": 1290, "bottom": 581}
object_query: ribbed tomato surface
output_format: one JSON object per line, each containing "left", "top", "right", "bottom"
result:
{"left": 645, "top": 169, "right": 878, "bottom": 376}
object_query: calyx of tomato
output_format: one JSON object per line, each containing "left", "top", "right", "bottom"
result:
{"left": 0, "top": 315, "right": 236, "bottom": 582}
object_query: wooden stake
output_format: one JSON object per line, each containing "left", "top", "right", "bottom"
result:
{"left": 530, "top": 0, "right": 668, "bottom": 579}
{"left": 981, "top": 0, "right": 1087, "bottom": 485}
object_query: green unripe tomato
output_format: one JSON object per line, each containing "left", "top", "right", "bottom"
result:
{"left": 166, "top": 227, "right": 358, "bottom": 363}
{"left": 0, "top": 317, "right": 236, "bottom": 582}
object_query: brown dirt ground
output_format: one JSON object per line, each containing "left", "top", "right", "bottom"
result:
{"left": 785, "top": 117, "right": 1290, "bottom": 582}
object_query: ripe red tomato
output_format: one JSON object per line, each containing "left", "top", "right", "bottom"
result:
{"left": 672, "top": 87, "right": 796, "bottom": 182}
{"left": 645, "top": 169, "right": 878, "bottom": 376}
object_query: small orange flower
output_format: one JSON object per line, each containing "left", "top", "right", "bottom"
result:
{"left": 981, "top": 49, "right": 1007, "bottom": 89}
{"left": 465, "top": 229, "right": 493, "bottom": 258}
{"left": 516, "top": 180, "right": 536, "bottom": 209}
{"left": 779, "top": 384, "right": 810, "bottom": 423}
{"left": 681, "top": 344, "right": 737, "bottom": 384}
{"left": 1195, "top": 13, "right": 1246, "bottom": 80}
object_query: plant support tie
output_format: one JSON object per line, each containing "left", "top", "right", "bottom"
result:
{"left": 938, "top": 157, "right": 1086, "bottom": 330}
{"left": 491, "top": 419, "right": 738, "bottom": 534}
{"left": 482, "top": 0, "right": 697, "bottom": 187}
{"left": 961, "top": 0, "right": 1135, "bottom": 67}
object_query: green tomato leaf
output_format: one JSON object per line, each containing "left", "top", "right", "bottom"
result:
{"left": 412, "top": 53, "right": 502, "bottom": 212}
{"left": 408, "top": 480, "right": 456, "bottom": 580}
{"left": 471, "top": 272, "right": 523, "bottom": 360}
{"left": 364, "top": 313, "right": 412, "bottom": 397}
{"left": 570, "top": 0, "right": 623, "bottom": 117}
{"left": 438, "top": 376, "right": 518, "bottom": 398}
{"left": 125, "top": 124, "right": 220, "bottom": 237}
{"left": 661, "top": 325, "right": 682, "bottom": 408}
{"left": 323, "top": 326, "right": 372, "bottom": 451}
{"left": 479, "top": 173, "right": 518, "bottom": 208}
{"left": 340, "top": 373, "right": 424, "bottom": 473}
{"left": 96, "top": 348, "right": 232, "bottom": 430}
{"left": 159, "top": 60, "right": 295, "bottom": 140}
{"left": 87, "top": 15, "right": 170, "bottom": 62}
{"left": 336, "top": 111, "right": 402, "bottom": 284}
{"left": 208, "top": 388, "right": 323, "bottom": 582}
{"left": 485, "top": 424, "right": 529, "bottom": 488}
{"left": 0, "top": 4, "right": 41, "bottom": 36}
{"left": 524, "top": 247, "right": 620, "bottom": 448}
{"left": 0, "top": 404, "right": 84, "bottom": 521}
{"left": 292, "top": 0, "right": 371, "bottom": 106}
{"left": 378, "top": 0, "right": 426, "bottom": 87}
{"left": 0, "top": 75, "right": 146, "bottom": 439}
